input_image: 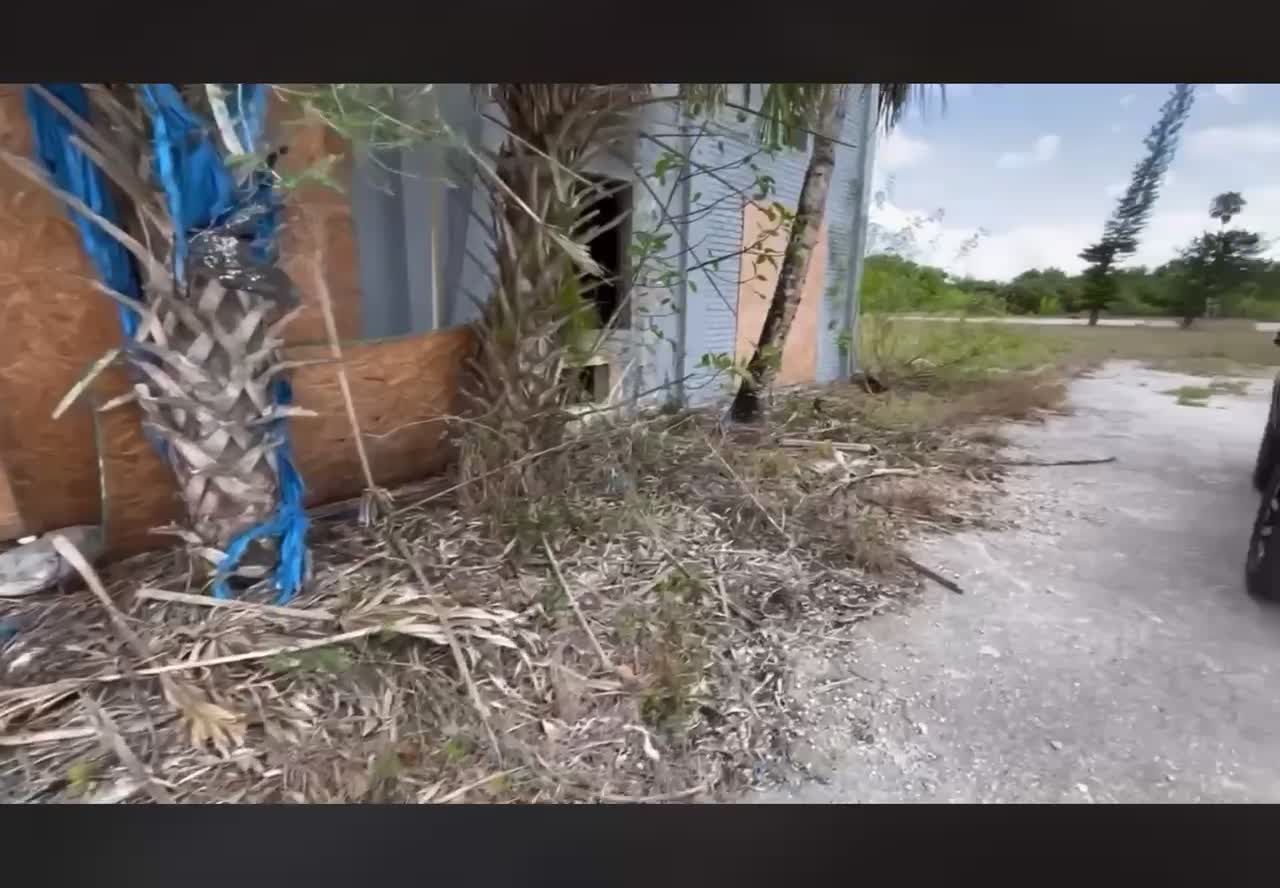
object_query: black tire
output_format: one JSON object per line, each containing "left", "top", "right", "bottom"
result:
{"left": 1255, "top": 383, "right": 1280, "bottom": 491}
{"left": 1254, "top": 426, "right": 1277, "bottom": 492}
{"left": 1246, "top": 464, "right": 1280, "bottom": 601}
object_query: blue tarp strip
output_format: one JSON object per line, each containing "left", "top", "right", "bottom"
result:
{"left": 24, "top": 85, "right": 142, "bottom": 336}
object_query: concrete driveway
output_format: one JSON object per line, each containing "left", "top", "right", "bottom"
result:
{"left": 758, "top": 361, "right": 1280, "bottom": 802}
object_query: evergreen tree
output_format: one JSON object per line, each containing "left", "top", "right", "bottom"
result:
{"left": 1079, "top": 84, "right": 1196, "bottom": 325}
{"left": 1176, "top": 193, "right": 1267, "bottom": 326}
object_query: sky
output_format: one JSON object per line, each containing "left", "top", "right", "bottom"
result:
{"left": 868, "top": 83, "right": 1280, "bottom": 282}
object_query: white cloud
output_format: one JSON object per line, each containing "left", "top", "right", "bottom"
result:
{"left": 1109, "top": 123, "right": 1124, "bottom": 134}
{"left": 876, "top": 129, "right": 931, "bottom": 175}
{"left": 996, "top": 134, "right": 1061, "bottom": 169}
{"left": 1119, "top": 94, "right": 1136, "bottom": 107}
{"left": 1214, "top": 84, "right": 1249, "bottom": 105}
{"left": 1188, "top": 122, "right": 1280, "bottom": 157}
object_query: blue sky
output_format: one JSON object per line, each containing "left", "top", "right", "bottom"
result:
{"left": 869, "top": 83, "right": 1280, "bottom": 281}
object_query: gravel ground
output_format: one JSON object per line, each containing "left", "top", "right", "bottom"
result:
{"left": 754, "top": 361, "right": 1280, "bottom": 803}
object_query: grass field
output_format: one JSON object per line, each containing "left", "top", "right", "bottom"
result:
{"left": 860, "top": 316, "right": 1280, "bottom": 383}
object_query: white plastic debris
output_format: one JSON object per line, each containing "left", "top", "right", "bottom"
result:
{"left": 0, "top": 525, "right": 104, "bottom": 597}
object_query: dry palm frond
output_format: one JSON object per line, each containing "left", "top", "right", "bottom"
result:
{"left": 1, "top": 365, "right": 1044, "bottom": 803}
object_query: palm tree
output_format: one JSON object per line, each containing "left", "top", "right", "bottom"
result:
{"left": 8, "top": 84, "right": 308, "bottom": 596}
{"left": 1211, "top": 191, "right": 1245, "bottom": 228}
{"left": 457, "top": 84, "right": 644, "bottom": 508}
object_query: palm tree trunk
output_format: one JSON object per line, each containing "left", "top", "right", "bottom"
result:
{"left": 730, "top": 86, "right": 848, "bottom": 423}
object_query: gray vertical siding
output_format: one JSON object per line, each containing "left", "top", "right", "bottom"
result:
{"left": 675, "top": 85, "right": 874, "bottom": 399}
{"left": 818, "top": 85, "right": 877, "bottom": 383}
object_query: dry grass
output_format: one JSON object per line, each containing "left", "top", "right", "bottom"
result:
{"left": 875, "top": 317, "right": 1280, "bottom": 378}
{"left": 0, "top": 366, "right": 1065, "bottom": 804}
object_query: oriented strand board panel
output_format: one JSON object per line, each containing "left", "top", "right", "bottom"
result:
{"left": 287, "top": 327, "right": 475, "bottom": 508}
{"left": 95, "top": 327, "right": 476, "bottom": 556}
{"left": 734, "top": 202, "right": 827, "bottom": 386}
{"left": 0, "top": 84, "right": 122, "bottom": 537}
{"left": 270, "top": 91, "right": 363, "bottom": 345}
{"left": 0, "top": 458, "right": 23, "bottom": 540}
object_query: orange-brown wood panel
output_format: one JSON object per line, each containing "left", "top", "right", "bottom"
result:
{"left": 0, "top": 457, "right": 24, "bottom": 540}
{"left": 95, "top": 327, "right": 476, "bottom": 556}
{"left": 734, "top": 201, "right": 827, "bottom": 386}
{"left": 270, "top": 92, "right": 363, "bottom": 344}
{"left": 0, "top": 84, "right": 121, "bottom": 536}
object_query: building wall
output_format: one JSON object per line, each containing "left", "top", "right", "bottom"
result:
{"left": 676, "top": 85, "right": 875, "bottom": 403}
{"left": 349, "top": 85, "right": 880, "bottom": 406}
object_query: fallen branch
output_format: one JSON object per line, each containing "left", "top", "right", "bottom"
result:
{"left": 436, "top": 767, "right": 524, "bottom": 804}
{"left": 49, "top": 533, "right": 246, "bottom": 754}
{"left": 384, "top": 526, "right": 502, "bottom": 764}
{"left": 846, "top": 467, "right": 920, "bottom": 486}
{"left": 701, "top": 430, "right": 792, "bottom": 545}
{"left": 0, "top": 626, "right": 386, "bottom": 702}
{"left": 779, "top": 438, "right": 877, "bottom": 454}
{"left": 0, "top": 726, "right": 102, "bottom": 747}
{"left": 542, "top": 534, "right": 615, "bottom": 675}
{"left": 897, "top": 554, "right": 964, "bottom": 595}
{"left": 83, "top": 694, "right": 173, "bottom": 804}
{"left": 134, "top": 587, "right": 336, "bottom": 623}
{"left": 994, "top": 456, "right": 1117, "bottom": 468}
{"left": 597, "top": 781, "right": 711, "bottom": 803}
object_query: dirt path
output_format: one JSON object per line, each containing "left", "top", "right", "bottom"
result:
{"left": 756, "top": 361, "right": 1280, "bottom": 803}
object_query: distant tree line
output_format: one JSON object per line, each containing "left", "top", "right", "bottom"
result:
{"left": 862, "top": 190, "right": 1273, "bottom": 325}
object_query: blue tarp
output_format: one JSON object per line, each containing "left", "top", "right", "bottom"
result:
{"left": 25, "top": 83, "right": 308, "bottom": 603}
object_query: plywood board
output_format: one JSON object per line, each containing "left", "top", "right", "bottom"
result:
{"left": 0, "top": 84, "right": 122, "bottom": 537}
{"left": 734, "top": 201, "right": 827, "bottom": 386}
{"left": 270, "top": 91, "right": 363, "bottom": 345}
{"left": 94, "top": 327, "right": 476, "bottom": 556}
{"left": 0, "top": 458, "right": 23, "bottom": 540}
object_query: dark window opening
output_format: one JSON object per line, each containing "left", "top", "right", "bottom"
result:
{"left": 560, "top": 363, "right": 610, "bottom": 405}
{"left": 581, "top": 175, "right": 631, "bottom": 330}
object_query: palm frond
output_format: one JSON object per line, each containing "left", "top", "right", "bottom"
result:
{"left": 876, "top": 83, "right": 946, "bottom": 132}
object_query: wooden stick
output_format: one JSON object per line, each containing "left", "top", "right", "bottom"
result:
{"left": 847, "top": 467, "right": 920, "bottom": 486}
{"left": 898, "top": 554, "right": 964, "bottom": 595}
{"left": 597, "top": 782, "right": 710, "bottom": 803}
{"left": 0, "top": 726, "right": 101, "bottom": 747}
{"left": 0, "top": 626, "right": 385, "bottom": 702}
{"left": 436, "top": 767, "right": 524, "bottom": 804}
{"left": 82, "top": 694, "right": 174, "bottom": 804}
{"left": 701, "top": 431, "right": 792, "bottom": 544}
{"left": 133, "top": 587, "right": 336, "bottom": 623}
{"left": 995, "top": 456, "right": 1116, "bottom": 468}
{"left": 384, "top": 527, "right": 501, "bottom": 763}
{"left": 542, "top": 534, "right": 614, "bottom": 674}
{"left": 779, "top": 438, "right": 876, "bottom": 453}
{"left": 51, "top": 534, "right": 151, "bottom": 662}
{"left": 307, "top": 241, "right": 383, "bottom": 521}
